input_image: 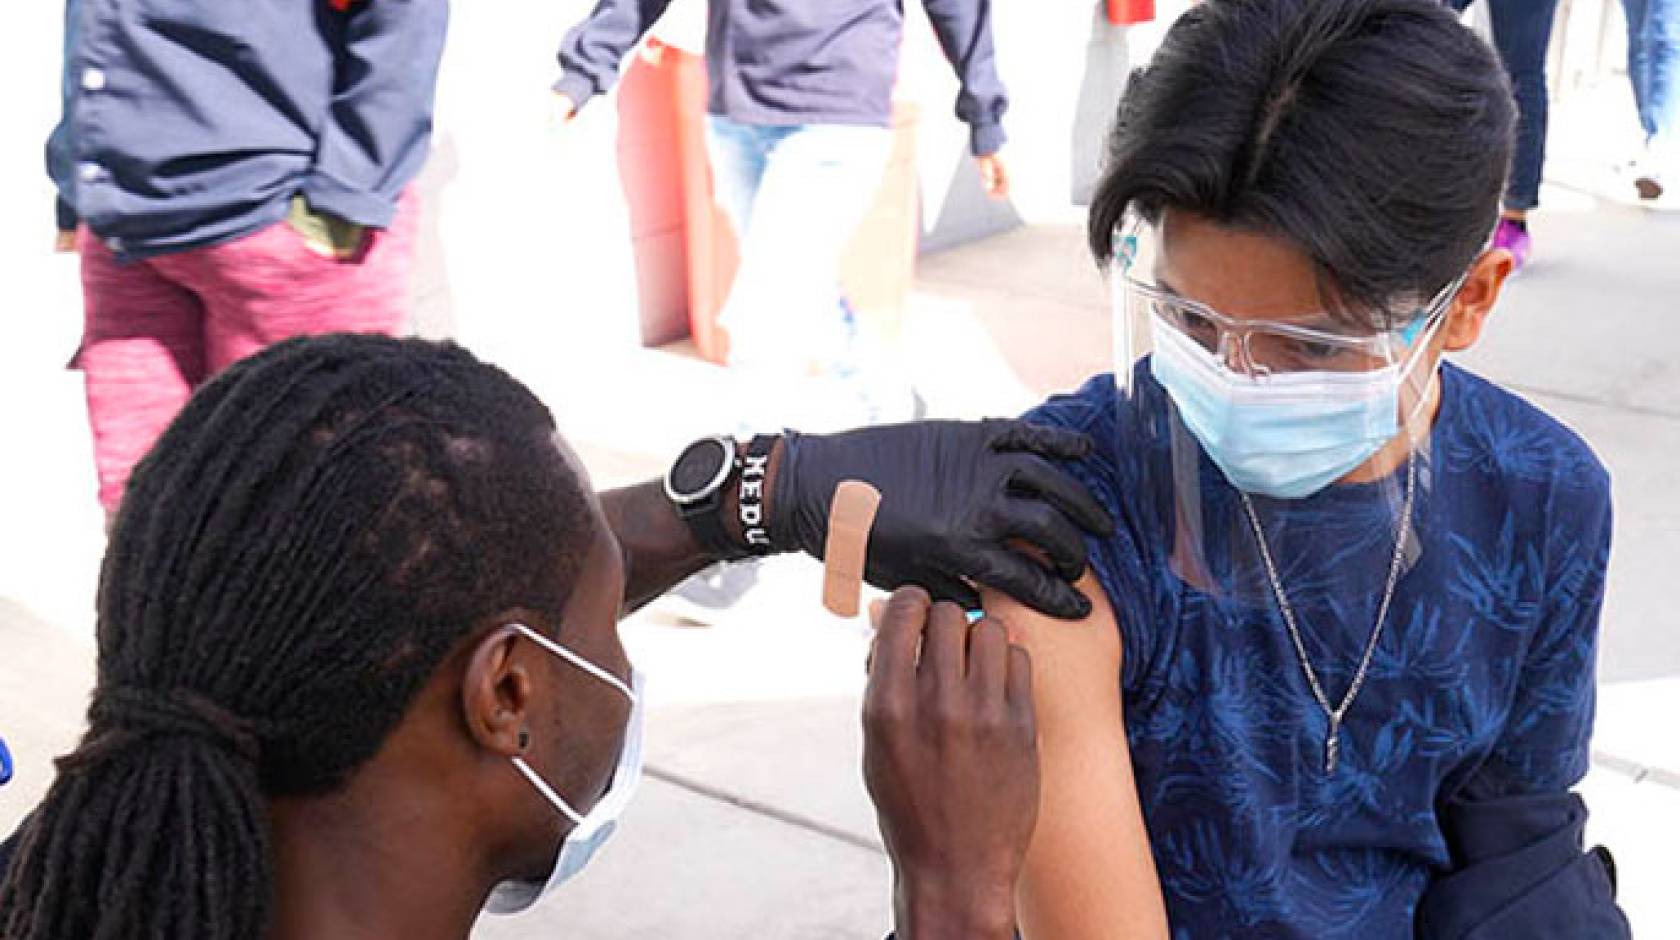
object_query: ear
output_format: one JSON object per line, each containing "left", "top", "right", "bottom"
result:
{"left": 1440, "top": 249, "right": 1512, "bottom": 353}
{"left": 462, "top": 625, "right": 537, "bottom": 759}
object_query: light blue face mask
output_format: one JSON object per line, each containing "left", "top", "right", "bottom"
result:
{"left": 1150, "top": 311, "right": 1442, "bottom": 499}
{"left": 483, "top": 624, "right": 645, "bottom": 915}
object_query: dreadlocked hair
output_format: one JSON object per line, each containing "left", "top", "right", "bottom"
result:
{"left": 1088, "top": 0, "right": 1515, "bottom": 329}
{"left": 0, "top": 334, "right": 595, "bottom": 940}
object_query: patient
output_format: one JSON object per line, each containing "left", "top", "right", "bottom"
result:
{"left": 991, "top": 0, "right": 1629, "bottom": 936}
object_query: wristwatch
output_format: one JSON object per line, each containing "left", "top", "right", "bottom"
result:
{"left": 665, "top": 435, "right": 745, "bottom": 559}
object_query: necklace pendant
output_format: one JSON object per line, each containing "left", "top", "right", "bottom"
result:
{"left": 1325, "top": 728, "right": 1341, "bottom": 774}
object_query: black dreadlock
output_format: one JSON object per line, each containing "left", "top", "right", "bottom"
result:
{"left": 0, "top": 334, "right": 595, "bottom": 939}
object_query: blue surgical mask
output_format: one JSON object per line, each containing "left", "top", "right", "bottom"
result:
{"left": 1150, "top": 312, "right": 1440, "bottom": 499}
{"left": 483, "top": 624, "right": 646, "bottom": 915}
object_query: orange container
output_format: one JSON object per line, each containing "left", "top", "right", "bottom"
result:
{"left": 615, "top": 44, "right": 695, "bottom": 347}
{"left": 1107, "top": 0, "right": 1156, "bottom": 25}
{"left": 668, "top": 45, "right": 734, "bottom": 362}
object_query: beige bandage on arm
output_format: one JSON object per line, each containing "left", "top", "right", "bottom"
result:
{"left": 822, "top": 481, "right": 882, "bottom": 618}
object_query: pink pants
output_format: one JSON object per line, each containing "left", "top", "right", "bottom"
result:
{"left": 76, "top": 195, "right": 418, "bottom": 512}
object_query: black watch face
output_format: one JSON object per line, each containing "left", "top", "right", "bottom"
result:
{"left": 671, "top": 438, "right": 731, "bottom": 498}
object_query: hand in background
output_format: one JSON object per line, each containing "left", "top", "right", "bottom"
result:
{"left": 553, "top": 91, "right": 579, "bottom": 128}
{"left": 977, "top": 153, "right": 1010, "bottom": 201}
{"left": 54, "top": 230, "right": 78, "bottom": 254}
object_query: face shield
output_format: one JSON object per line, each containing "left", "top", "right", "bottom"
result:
{"left": 1103, "top": 215, "right": 1463, "bottom": 769}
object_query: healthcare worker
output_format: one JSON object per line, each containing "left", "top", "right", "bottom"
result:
{"left": 0, "top": 334, "right": 1091, "bottom": 939}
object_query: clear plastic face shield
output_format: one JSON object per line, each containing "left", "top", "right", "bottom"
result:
{"left": 1105, "top": 212, "right": 1463, "bottom": 615}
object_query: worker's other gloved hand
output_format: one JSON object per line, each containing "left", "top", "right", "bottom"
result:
{"left": 772, "top": 419, "right": 1113, "bottom": 619}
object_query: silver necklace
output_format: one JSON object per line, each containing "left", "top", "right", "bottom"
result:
{"left": 1237, "top": 456, "right": 1416, "bottom": 774}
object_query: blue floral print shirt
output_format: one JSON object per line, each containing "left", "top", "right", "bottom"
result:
{"left": 1024, "top": 362, "right": 1611, "bottom": 938}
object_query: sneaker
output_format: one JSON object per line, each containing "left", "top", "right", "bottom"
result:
{"left": 1493, "top": 218, "right": 1532, "bottom": 271}
{"left": 1629, "top": 145, "right": 1670, "bottom": 201}
{"left": 652, "top": 561, "right": 762, "bottom": 627}
{"left": 1634, "top": 170, "right": 1665, "bottom": 201}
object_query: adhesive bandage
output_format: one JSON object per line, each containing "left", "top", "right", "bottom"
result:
{"left": 822, "top": 480, "right": 882, "bottom": 617}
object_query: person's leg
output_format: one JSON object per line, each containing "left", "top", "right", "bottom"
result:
{"left": 1626, "top": 0, "right": 1656, "bottom": 138}
{"left": 166, "top": 192, "right": 421, "bottom": 374}
{"left": 705, "top": 116, "right": 772, "bottom": 242}
{"left": 1643, "top": 0, "right": 1680, "bottom": 169}
{"left": 75, "top": 232, "right": 208, "bottom": 517}
{"left": 1624, "top": 0, "right": 1680, "bottom": 197}
{"left": 1488, "top": 0, "right": 1562, "bottom": 215}
{"left": 720, "top": 123, "right": 893, "bottom": 397}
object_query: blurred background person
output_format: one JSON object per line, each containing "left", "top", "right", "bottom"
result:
{"left": 1623, "top": 0, "right": 1679, "bottom": 199}
{"left": 552, "top": 0, "right": 1011, "bottom": 431}
{"left": 1449, "top": 0, "right": 1562, "bottom": 269}
{"left": 48, "top": 0, "right": 446, "bottom": 523}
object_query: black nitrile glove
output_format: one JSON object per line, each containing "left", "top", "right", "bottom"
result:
{"left": 771, "top": 420, "right": 1114, "bottom": 620}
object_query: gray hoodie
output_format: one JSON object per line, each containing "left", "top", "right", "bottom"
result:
{"left": 555, "top": 0, "right": 1008, "bottom": 156}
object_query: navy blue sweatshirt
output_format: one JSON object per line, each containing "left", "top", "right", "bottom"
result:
{"left": 47, "top": 0, "right": 449, "bottom": 260}
{"left": 555, "top": 0, "right": 1008, "bottom": 156}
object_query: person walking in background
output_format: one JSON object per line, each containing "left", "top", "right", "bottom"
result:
{"left": 1623, "top": 0, "right": 1678, "bottom": 199}
{"left": 48, "top": 0, "right": 447, "bottom": 522}
{"left": 552, "top": 0, "right": 1010, "bottom": 429}
{"left": 1449, "top": 0, "right": 1562, "bottom": 269}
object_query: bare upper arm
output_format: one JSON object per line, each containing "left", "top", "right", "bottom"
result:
{"left": 983, "top": 576, "right": 1168, "bottom": 940}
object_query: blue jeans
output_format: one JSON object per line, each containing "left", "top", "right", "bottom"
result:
{"left": 1625, "top": 0, "right": 1680, "bottom": 163}
{"left": 704, "top": 116, "right": 894, "bottom": 427}
{"left": 1452, "top": 0, "right": 1562, "bottom": 210}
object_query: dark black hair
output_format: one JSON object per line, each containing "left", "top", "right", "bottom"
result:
{"left": 0, "top": 334, "right": 595, "bottom": 939}
{"left": 1089, "top": 0, "right": 1515, "bottom": 329}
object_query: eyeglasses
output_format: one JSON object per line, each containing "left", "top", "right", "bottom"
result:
{"left": 1113, "top": 232, "right": 1465, "bottom": 376}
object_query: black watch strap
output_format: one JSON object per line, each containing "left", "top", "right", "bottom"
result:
{"left": 688, "top": 489, "right": 747, "bottom": 561}
{"left": 737, "top": 434, "right": 779, "bottom": 556}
